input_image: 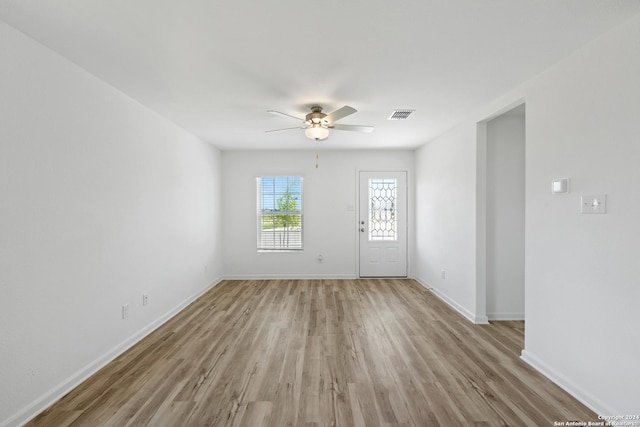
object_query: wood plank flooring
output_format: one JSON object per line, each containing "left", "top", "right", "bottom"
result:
{"left": 27, "top": 279, "right": 597, "bottom": 426}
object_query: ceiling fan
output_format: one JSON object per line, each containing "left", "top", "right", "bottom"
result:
{"left": 266, "top": 105, "right": 374, "bottom": 141}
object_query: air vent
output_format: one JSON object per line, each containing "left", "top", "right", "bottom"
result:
{"left": 388, "top": 109, "right": 415, "bottom": 120}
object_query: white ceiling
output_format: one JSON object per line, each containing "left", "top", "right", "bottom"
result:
{"left": 2, "top": 1, "right": 639, "bottom": 151}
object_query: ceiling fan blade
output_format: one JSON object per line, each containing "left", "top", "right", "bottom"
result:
{"left": 267, "top": 110, "right": 304, "bottom": 122}
{"left": 265, "top": 127, "right": 304, "bottom": 133}
{"left": 324, "top": 105, "right": 357, "bottom": 123}
{"left": 330, "top": 124, "right": 374, "bottom": 133}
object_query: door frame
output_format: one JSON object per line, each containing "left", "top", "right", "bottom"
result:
{"left": 476, "top": 99, "right": 526, "bottom": 325}
{"left": 357, "top": 169, "right": 409, "bottom": 278}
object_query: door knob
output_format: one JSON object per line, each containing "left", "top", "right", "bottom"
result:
{"left": 360, "top": 228, "right": 365, "bottom": 232}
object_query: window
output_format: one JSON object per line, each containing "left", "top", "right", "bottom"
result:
{"left": 368, "top": 178, "right": 397, "bottom": 241}
{"left": 257, "top": 176, "right": 303, "bottom": 251}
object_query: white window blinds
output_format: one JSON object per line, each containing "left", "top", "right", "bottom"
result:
{"left": 256, "top": 176, "right": 303, "bottom": 250}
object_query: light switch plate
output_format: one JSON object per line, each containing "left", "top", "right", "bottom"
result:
{"left": 581, "top": 195, "right": 606, "bottom": 214}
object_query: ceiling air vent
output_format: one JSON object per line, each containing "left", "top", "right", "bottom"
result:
{"left": 388, "top": 109, "right": 415, "bottom": 120}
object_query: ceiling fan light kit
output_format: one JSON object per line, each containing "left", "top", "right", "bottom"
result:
{"left": 304, "top": 125, "right": 330, "bottom": 141}
{"left": 266, "top": 105, "right": 373, "bottom": 141}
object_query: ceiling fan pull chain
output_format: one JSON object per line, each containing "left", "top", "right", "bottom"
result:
{"left": 315, "top": 152, "right": 319, "bottom": 169}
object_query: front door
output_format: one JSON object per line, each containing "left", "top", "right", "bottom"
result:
{"left": 359, "top": 171, "right": 407, "bottom": 277}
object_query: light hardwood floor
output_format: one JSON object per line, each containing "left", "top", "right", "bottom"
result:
{"left": 28, "top": 279, "right": 597, "bottom": 426}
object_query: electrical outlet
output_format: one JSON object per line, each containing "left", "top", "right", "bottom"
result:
{"left": 441, "top": 270, "right": 446, "bottom": 279}
{"left": 142, "top": 294, "right": 148, "bottom": 306}
{"left": 122, "top": 304, "right": 129, "bottom": 319}
{"left": 317, "top": 254, "right": 323, "bottom": 263}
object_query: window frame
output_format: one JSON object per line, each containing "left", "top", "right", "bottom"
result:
{"left": 256, "top": 175, "right": 304, "bottom": 252}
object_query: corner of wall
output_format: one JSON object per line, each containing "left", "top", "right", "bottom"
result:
{"left": 413, "top": 277, "right": 487, "bottom": 324}
{"left": 520, "top": 350, "right": 616, "bottom": 416}
{"left": 5, "top": 278, "right": 223, "bottom": 427}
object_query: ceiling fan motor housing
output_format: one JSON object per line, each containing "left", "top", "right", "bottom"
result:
{"left": 306, "top": 106, "right": 327, "bottom": 125}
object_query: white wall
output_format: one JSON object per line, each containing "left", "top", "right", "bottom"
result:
{"left": 486, "top": 109, "right": 525, "bottom": 320}
{"left": 413, "top": 123, "right": 481, "bottom": 322}
{"left": 222, "top": 150, "right": 413, "bottom": 278}
{"left": 0, "top": 21, "right": 223, "bottom": 426}
{"left": 414, "top": 13, "right": 640, "bottom": 414}
{"left": 521, "top": 14, "right": 640, "bottom": 414}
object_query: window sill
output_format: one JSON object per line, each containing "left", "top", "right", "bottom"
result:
{"left": 257, "top": 249, "right": 304, "bottom": 253}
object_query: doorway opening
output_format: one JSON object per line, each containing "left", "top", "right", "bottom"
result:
{"left": 481, "top": 103, "right": 526, "bottom": 330}
{"left": 477, "top": 102, "right": 525, "bottom": 350}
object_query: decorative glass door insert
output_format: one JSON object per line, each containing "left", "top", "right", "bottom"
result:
{"left": 368, "top": 178, "right": 397, "bottom": 241}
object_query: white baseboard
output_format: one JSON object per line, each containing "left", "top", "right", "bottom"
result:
{"left": 4, "top": 278, "right": 223, "bottom": 427}
{"left": 222, "top": 274, "right": 358, "bottom": 280}
{"left": 412, "top": 277, "right": 489, "bottom": 324}
{"left": 473, "top": 313, "right": 490, "bottom": 324}
{"left": 520, "top": 349, "right": 616, "bottom": 416}
{"left": 487, "top": 312, "right": 525, "bottom": 321}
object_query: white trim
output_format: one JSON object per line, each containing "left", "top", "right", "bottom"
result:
{"left": 487, "top": 312, "right": 525, "bottom": 321}
{"left": 520, "top": 349, "right": 616, "bottom": 416}
{"left": 475, "top": 120, "right": 488, "bottom": 322}
{"left": 4, "top": 278, "right": 223, "bottom": 427}
{"left": 222, "top": 274, "right": 358, "bottom": 280}
{"left": 413, "top": 277, "right": 489, "bottom": 324}
{"left": 473, "top": 313, "right": 490, "bottom": 324}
